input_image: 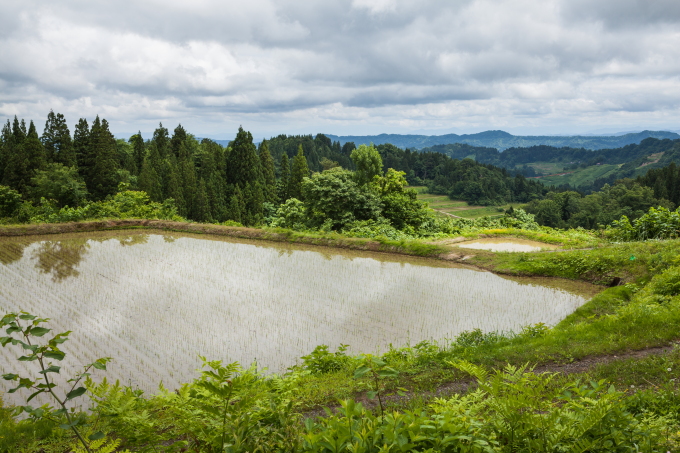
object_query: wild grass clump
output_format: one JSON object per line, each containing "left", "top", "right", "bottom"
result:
{"left": 483, "top": 238, "right": 680, "bottom": 284}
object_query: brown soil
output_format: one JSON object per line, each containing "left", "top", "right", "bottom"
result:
{"left": 303, "top": 343, "right": 678, "bottom": 418}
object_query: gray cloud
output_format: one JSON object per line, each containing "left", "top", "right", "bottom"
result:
{"left": 0, "top": 0, "right": 679, "bottom": 137}
{"left": 561, "top": 0, "right": 680, "bottom": 29}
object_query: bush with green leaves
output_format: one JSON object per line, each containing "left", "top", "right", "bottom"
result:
{"left": 29, "top": 163, "right": 89, "bottom": 208}
{"left": 28, "top": 189, "right": 182, "bottom": 223}
{"left": 301, "top": 168, "right": 383, "bottom": 230}
{"left": 270, "top": 198, "right": 310, "bottom": 230}
{"left": 609, "top": 206, "right": 680, "bottom": 241}
{"left": 0, "top": 185, "right": 22, "bottom": 219}
{"left": 299, "top": 344, "right": 353, "bottom": 375}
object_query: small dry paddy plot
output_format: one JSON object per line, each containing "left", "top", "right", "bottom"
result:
{"left": 0, "top": 231, "right": 596, "bottom": 404}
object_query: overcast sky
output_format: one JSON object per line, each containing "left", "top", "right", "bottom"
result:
{"left": 1, "top": 0, "right": 679, "bottom": 139}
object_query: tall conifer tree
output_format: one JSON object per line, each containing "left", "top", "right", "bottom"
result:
{"left": 0, "top": 120, "right": 11, "bottom": 182}
{"left": 138, "top": 158, "right": 163, "bottom": 202}
{"left": 129, "top": 132, "right": 145, "bottom": 176}
{"left": 177, "top": 141, "right": 197, "bottom": 218}
{"left": 89, "top": 117, "right": 119, "bottom": 200}
{"left": 24, "top": 121, "right": 47, "bottom": 175}
{"left": 42, "top": 111, "right": 76, "bottom": 167}
{"left": 152, "top": 123, "right": 170, "bottom": 159}
{"left": 289, "top": 144, "right": 309, "bottom": 200}
{"left": 259, "top": 140, "right": 277, "bottom": 204}
{"left": 193, "top": 178, "right": 210, "bottom": 222}
{"left": 74, "top": 118, "right": 92, "bottom": 184}
{"left": 278, "top": 153, "right": 290, "bottom": 202}
{"left": 2, "top": 117, "right": 30, "bottom": 194}
{"left": 226, "top": 127, "right": 261, "bottom": 188}
{"left": 170, "top": 124, "right": 187, "bottom": 158}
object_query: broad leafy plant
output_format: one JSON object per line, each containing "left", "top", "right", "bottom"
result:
{"left": 0, "top": 312, "right": 112, "bottom": 453}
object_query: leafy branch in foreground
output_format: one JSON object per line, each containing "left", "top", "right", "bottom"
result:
{"left": 353, "top": 355, "right": 401, "bottom": 421}
{"left": 0, "top": 312, "right": 111, "bottom": 453}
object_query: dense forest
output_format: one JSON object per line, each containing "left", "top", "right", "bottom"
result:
{"left": 3, "top": 111, "right": 680, "bottom": 235}
{"left": 0, "top": 112, "right": 547, "bottom": 231}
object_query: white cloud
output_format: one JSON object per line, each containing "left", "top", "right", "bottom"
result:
{"left": 1, "top": 0, "right": 679, "bottom": 137}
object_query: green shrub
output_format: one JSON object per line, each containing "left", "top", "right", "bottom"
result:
{"left": 299, "top": 344, "right": 353, "bottom": 374}
{"left": 609, "top": 207, "right": 680, "bottom": 241}
{"left": 648, "top": 265, "right": 680, "bottom": 297}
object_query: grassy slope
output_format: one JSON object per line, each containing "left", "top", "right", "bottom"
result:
{"left": 412, "top": 186, "right": 522, "bottom": 218}
{"left": 525, "top": 151, "right": 668, "bottom": 187}
{"left": 530, "top": 163, "right": 620, "bottom": 187}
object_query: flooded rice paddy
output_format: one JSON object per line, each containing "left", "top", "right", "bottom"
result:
{"left": 455, "top": 237, "right": 559, "bottom": 252}
{"left": 0, "top": 231, "right": 597, "bottom": 402}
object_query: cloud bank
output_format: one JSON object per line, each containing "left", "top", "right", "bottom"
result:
{"left": 1, "top": 0, "right": 679, "bottom": 138}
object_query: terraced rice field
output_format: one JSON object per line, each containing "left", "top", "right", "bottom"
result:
{"left": 412, "top": 187, "right": 519, "bottom": 219}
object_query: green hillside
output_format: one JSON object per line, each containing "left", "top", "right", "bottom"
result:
{"left": 413, "top": 187, "right": 519, "bottom": 218}
{"left": 531, "top": 163, "right": 621, "bottom": 187}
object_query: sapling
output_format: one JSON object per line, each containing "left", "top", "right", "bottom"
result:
{"left": 0, "top": 311, "right": 111, "bottom": 453}
{"left": 353, "top": 355, "right": 401, "bottom": 421}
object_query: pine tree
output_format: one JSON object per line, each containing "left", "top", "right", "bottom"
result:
{"left": 177, "top": 139, "right": 197, "bottom": 219}
{"left": 152, "top": 123, "right": 170, "bottom": 159}
{"left": 193, "top": 178, "right": 211, "bottom": 222}
{"left": 227, "top": 185, "right": 245, "bottom": 223}
{"left": 170, "top": 124, "right": 187, "bottom": 158}
{"left": 89, "top": 117, "right": 119, "bottom": 200}
{"left": 42, "top": 111, "right": 76, "bottom": 167}
{"left": 2, "top": 117, "right": 29, "bottom": 194}
{"left": 289, "top": 144, "right": 309, "bottom": 200}
{"left": 24, "top": 121, "right": 47, "bottom": 175}
{"left": 207, "top": 174, "right": 228, "bottom": 221}
{"left": 0, "top": 120, "right": 11, "bottom": 182}
{"left": 15, "top": 118, "right": 27, "bottom": 141}
{"left": 129, "top": 132, "right": 145, "bottom": 176}
{"left": 226, "top": 127, "right": 261, "bottom": 188}
{"left": 259, "top": 140, "right": 278, "bottom": 204}
{"left": 74, "top": 118, "right": 91, "bottom": 183}
{"left": 165, "top": 160, "right": 185, "bottom": 215}
{"left": 278, "top": 153, "right": 290, "bottom": 201}
{"left": 137, "top": 158, "right": 163, "bottom": 202}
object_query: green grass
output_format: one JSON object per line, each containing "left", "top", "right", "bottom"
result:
{"left": 411, "top": 187, "right": 523, "bottom": 219}
{"left": 529, "top": 161, "right": 566, "bottom": 175}
{"left": 536, "top": 163, "right": 620, "bottom": 187}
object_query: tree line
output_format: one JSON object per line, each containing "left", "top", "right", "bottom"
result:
{"left": 6, "top": 110, "right": 679, "bottom": 233}
{"left": 0, "top": 111, "right": 552, "bottom": 226}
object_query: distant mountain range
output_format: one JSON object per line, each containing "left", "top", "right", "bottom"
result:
{"left": 324, "top": 130, "right": 680, "bottom": 151}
